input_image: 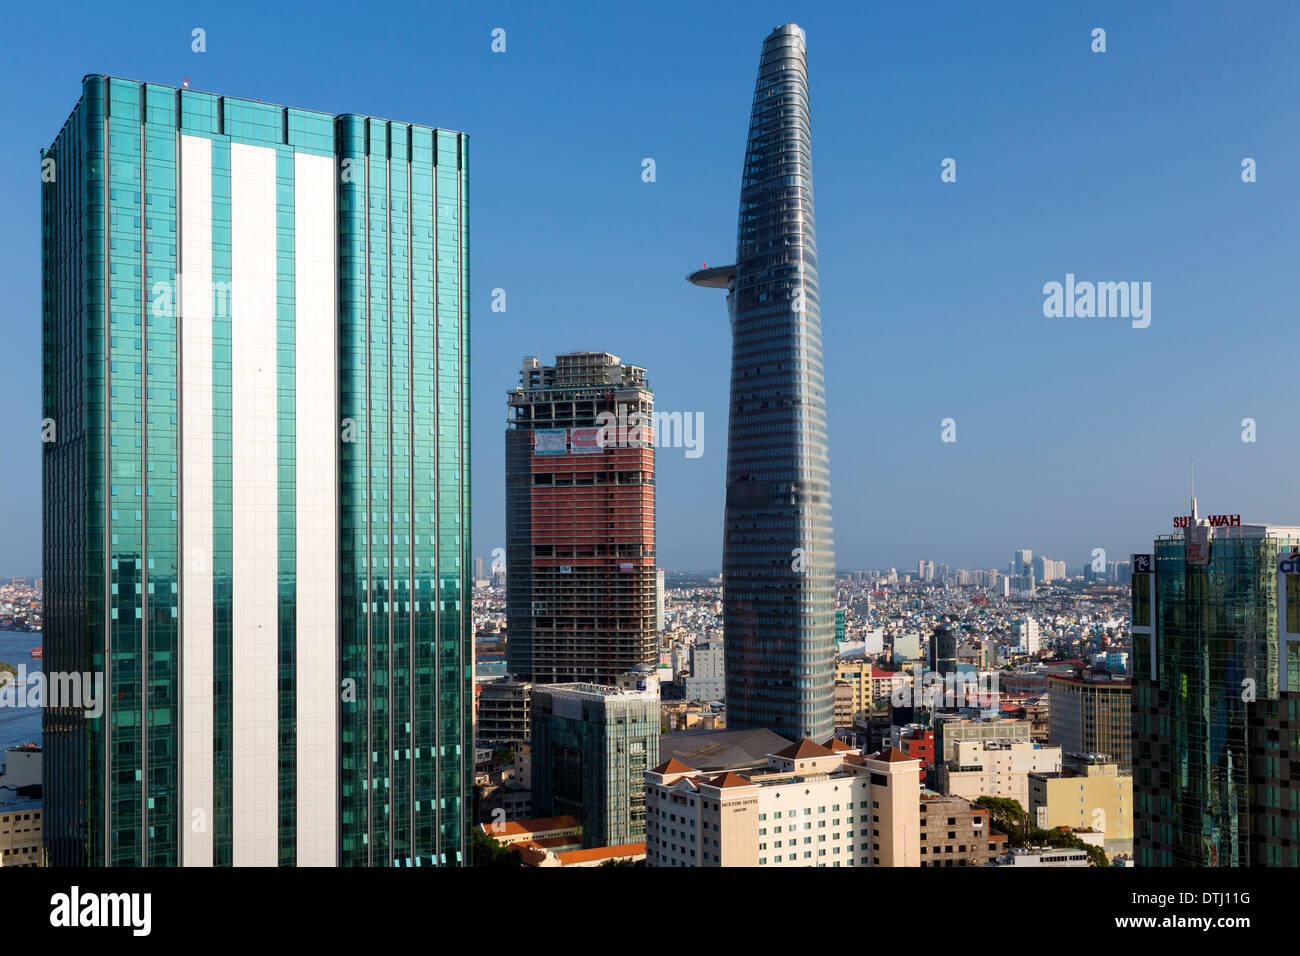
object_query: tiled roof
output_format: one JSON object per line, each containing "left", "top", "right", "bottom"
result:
{"left": 651, "top": 757, "right": 695, "bottom": 775}
{"left": 774, "top": 739, "right": 835, "bottom": 760}
{"left": 705, "top": 771, "right": 754, "bottom": 789}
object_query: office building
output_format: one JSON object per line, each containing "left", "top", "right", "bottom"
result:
{"left": 505, "top": 352, "right": 656, "bottom": 683}
{"left": 41, "top": 76, "right": 470, "bottom": 867}
{"left": 1029, "top": 757, "right": 1132, "bottom": 850}
{"left": 1048, "top": 670, "right": 1131, "bottom": 772}
{"left": 688, "top": 24, "right": 836, "bottom": 741}
{"left": 684, "top": 640, "right": 725, "bottom": 702}
{"left": 928, "top": 623, "right": 959, "bottom": 677}
{"left": 531, "top": 678, "right": 660, "bottom": 848}
{"left": 1132, "top": 510, "right": 1300, "bottom": 866}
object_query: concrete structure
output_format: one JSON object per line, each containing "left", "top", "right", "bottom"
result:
{"left": 645, "top": 739, "right": 922, "bottom": 868}
{"left": 531, "top": 679, "right": 660, "bottom": 848}
{"left": 684, "top": 641, "right": 725, "bottom": 702}
{"left": 919, "top": 793, "right": 1007, "bottom": 867}
{"left": 937, "top": 741, "right": 1063, "bottom": 808}
{"left": 688, "top": 24, "right": 837, "bottom": 742}
{"left": 1013, "top": 618, "right": 1041, "bottom": 654}
{"left": 933, "top": 717, "right": 1032, "bottom": 765}
{"left": 0, "top": 802, "right": 42, "bottom": 867}
{"left": 476, "top": 680, "right": 533, "bottom": 747}
{"left": 835, "top": 657, "right": 872, "bottom": 716}
{"left": 993, "top": 846, "right": 1090, "bottom": 867}
{"left": 1029, "top": 758, "right": 1132, "bottom": 850}
{"left": 1048, "top": 671, "right": 1132, "bottom": 772}
{"left": 505, "top": 352, "right": 657, "bottom": 684}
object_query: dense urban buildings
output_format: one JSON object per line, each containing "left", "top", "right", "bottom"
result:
{"left": 1132, "top": 512, "right": 1300, "bottom": 866}
{"left": 40, "top": 75, "right": 471, "bottom": 866}
{"left": 505, "top": 352, "right": 657, "bottom": 684}
{"left": 688, "top": 23, "right": 836, "bottom": 742}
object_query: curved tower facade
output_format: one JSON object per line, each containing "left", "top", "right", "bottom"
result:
{"left": 689, "top": 24, "right": 836, "bottom": 742}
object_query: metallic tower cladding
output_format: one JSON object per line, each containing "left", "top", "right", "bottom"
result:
{"left": 505, "top": 353, "right": 657, "bottom": 685}
{"left": 689, "top": 24, "right": 836, "bottom": 742}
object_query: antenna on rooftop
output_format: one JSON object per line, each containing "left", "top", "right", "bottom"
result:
{"left": 1189, "top": 460, "right": 1198, "bottom": 521}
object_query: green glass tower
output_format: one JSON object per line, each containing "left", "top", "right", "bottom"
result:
{"left": 1132, "top": 512, "right": 1300, "bottom": 866}
{"left": 41, "top": 75, "right": 471, "bottom": 867}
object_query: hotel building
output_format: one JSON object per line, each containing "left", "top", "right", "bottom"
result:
{"left": 645, "top": 739, "right": 922, "bottom": 867}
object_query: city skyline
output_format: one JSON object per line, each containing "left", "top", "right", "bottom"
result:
{"left": 3, "top": 3, "right": 1299, "bottom": 578}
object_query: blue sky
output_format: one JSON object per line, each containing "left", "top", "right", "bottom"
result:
{"left": 1, "top": 0, "right": 1297, "bottom": 576}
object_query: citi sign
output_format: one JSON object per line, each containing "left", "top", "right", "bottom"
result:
{"left": 1173, "top": 515, "right": 1241, "bottom": 528}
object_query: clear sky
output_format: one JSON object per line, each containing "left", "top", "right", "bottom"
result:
{"left": 2, "top": 0, "right": 1297, "bottom": 577}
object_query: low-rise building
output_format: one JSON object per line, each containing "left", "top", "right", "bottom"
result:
{"left": 0, "top": 802, "right": 42, "bottom": 868}
{"left": 937, "top": 740, "right": 1062, "bottom": 808}
{"left": 919, "top": 793, "right": 1007, "bottom": 867}
{"left": 645, "top": 739, "right": 923, "bottom": 868}
{"left": 1029, "top": 757, "right": 1132, "bottom": 850}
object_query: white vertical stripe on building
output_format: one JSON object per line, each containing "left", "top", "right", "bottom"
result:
{"left": 229, "top": 141, "right": 280, "bottom": 867}
{"left": 179, "top": 133, "right": 214, "bottom": 868}
{"left": 293, "top": 150, "right": 339, "bottom": 866}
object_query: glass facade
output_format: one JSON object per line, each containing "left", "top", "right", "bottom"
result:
{"left": 1132, "top": 527, "right": 1300, "bottom": 866}
{"left": 530, "top": 683, "right": 659, "bottom": 848}
{"left": 41, "top": 75, "right": 470, "bottom": 867}
{"left": 691, "top": 24, "right": 836, "bottom": 742}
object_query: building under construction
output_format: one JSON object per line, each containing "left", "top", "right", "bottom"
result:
{"left": 505, "top": 352, "right": 656, "bottom": 684}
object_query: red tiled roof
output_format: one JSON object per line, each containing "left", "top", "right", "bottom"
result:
{"left": 823, "top": 738, "right": 855, "bottom": 752}
{"left": 705, "top": 771, "right": 754, "bottom": 789}
{"left": 481, "top": 814, "right": 580, "bottom": 838}
{"left": 774, "top": 739, "right": 835, "bottom": 760}
{"left": 555, "top": 842, "right": 646, "bottom": 866}
{"left": 651, "top": 757, "right": 695, "bottom": 775}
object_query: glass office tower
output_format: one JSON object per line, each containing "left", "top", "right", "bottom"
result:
{"left": 688, "top": 24, "right": 836, "bottom": 742}
{"left": 41, "top": 75, "right": 470, "bottom": 866}
{"left": 1131, "top": 517, "right": 1300, "bottom": 866}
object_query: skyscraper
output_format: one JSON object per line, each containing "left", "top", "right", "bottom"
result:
{"left": 689, "top": 24, "right": 836, "bottom": 742}
{"left": 505, "top": 352, "right": 657, "bottom": 684}
{"left": 41, "top": 75, "right": 471, "bottom": 866}
{"left": 1131, "top": 508, "right": 1300, "bottom": 865}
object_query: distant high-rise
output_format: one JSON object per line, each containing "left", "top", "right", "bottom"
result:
{"left": 505, "top": 352, "right": 657, "bottom": 683}
{"left": 1132, "top": 512, "right": 1300, "bottom": 865}
{"left": 688, "top": 24, "right": 836, "bottom": 742}
{"left": 41, "top": 76, "right": 471, "bottom": 866}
